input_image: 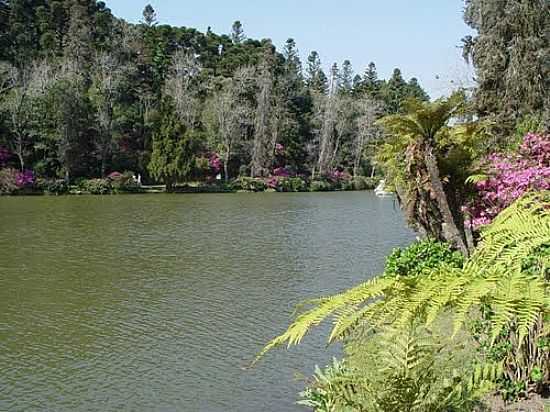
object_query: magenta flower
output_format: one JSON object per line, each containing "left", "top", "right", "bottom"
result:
{"left": 15, "top": 170, "right": 34, "bottom": 188}
{"left": 464, "top": 133, "right": 550, "bottom": 228}
{"left": 272, "top": 167, "right": 291, "bottom": 177}
{"left": 208, "top": 153, "right": 222, "bottom": 174}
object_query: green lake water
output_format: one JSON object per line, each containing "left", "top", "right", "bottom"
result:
{"left": 0, "top": 192, "right": 414, "bottom": 412}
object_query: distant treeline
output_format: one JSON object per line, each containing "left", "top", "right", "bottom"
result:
{"left": 0, "top": 1, "right": 429, "bottom": 185}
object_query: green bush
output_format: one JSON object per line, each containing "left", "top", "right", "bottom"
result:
{"left": 234, "top": 177, "right": 267, "bottom": 192}
{"left": 352, "top": 176, "right": 377, "bottom": 190}
{"left": 110, "top": 171, "right": 144, "bottom": 193}
{"left": 309, "top": 179, "right": 333, "bottom": 192}
{"left": 277, "top": 177, "right": 307, "bottom": 192}
{"left": 79, "top": 178, "right": 113, "bottom": 195}
{"left": 385, "top": 239, "right": 464, "bottom": 277}
{"left": 0, "top": 168, "right": 19, "bottom": 195}
{"left": 35, "top": 178, "right": 69, "bottom": 195}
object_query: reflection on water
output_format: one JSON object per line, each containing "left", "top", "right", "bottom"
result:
{"left": 0, "top": 192, "right": 414, "bottom": 412}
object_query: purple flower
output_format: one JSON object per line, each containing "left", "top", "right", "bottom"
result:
{"left": 209, "top": 153, "right": 222, "bottom": 174}
{"left": 266, "top": 176, "right": 279, "bottom": 189}
{"left": 15, "top": 170, "right": 34, "bottom": 188}
{"left": 272, "top": 167, "right": 291, "bottom": 177}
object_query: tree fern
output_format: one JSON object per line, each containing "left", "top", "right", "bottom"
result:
{"left": 259, "top": 191, "right": 550, "bottom": 393}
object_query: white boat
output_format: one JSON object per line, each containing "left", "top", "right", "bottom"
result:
{"left": 374, "top": 179, "right": 393, "bottom": 197}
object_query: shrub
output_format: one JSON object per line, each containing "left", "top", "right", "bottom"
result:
{"left": 109, "top": 171, "right": 143, "bottom": 193}
{"left": 276, "top": 177, "right": 307, "bottom": 192}
{"left": 0, "top": 168, "right": 19, "bottom": 195}
{"left": 352, "top": 176, "right": 377, "bottom": 191}
{"left": 310, "top": 179, "right": 333, "bottom": 192}
{"left": 15, "top": 170, "right": 34, "bottom": 188}
{"left": 234, "top": 177, "right": 267, "bottom": 192}
{"left": 79, "top": 178, "right": 113, "bottom": 195}
{"left": 385, "top": 239, "right": 464, "bottom": 277}
{"left": 35, "top": 178, "right": 69, "bottom": 195}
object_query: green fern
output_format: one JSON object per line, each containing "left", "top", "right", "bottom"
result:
{"left": 259, "top": 191, "right": 550, "bottom": 393}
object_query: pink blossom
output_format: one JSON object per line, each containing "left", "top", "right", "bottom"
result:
{"left": 15, "top": 170, "right": 34, "bottom": 188}
{"left": 464, "top": 133, "right": 550, "bottom": 228}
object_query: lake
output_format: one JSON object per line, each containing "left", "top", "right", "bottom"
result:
{"left": 0, "top": 192, "right": 414, "bottom": 412}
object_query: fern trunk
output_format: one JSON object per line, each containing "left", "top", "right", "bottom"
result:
{"left": 422, "top": 144, "right": 470, "bottom": 256}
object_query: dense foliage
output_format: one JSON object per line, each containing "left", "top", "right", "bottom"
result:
{"left": 384, "top": 238, "right": 464, "bottom": 277}
{"left": 462, "top": 0, "right": 549, "bottom": 134}
{"left": 0, "top": 0, "right": 429, "bottom": 190}
{"left": 261, "top": 192, "right": 550, "bottom": 410}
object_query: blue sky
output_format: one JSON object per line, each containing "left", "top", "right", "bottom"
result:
{"left": 107, "top": 0, "right": 475, "bottom": 98}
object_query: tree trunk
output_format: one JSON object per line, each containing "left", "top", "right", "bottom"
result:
{"left": 165, "top": 177, "right": 175, "bottom": 193}
{"left": 423, "top": 144, "right": 470, "bottom": 256}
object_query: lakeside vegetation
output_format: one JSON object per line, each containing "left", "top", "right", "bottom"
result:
{"left": 255, "top": 0, "right": 549, "bottom": 411}
{"left": 0, "top": 1, "right": 429, "bottom": 194}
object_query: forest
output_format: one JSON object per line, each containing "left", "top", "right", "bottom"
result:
{"left": 0, "top": 0, "right": 429, "bottom": 194}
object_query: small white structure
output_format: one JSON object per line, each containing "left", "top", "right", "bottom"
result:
{"left": 375, "top": 179, "right": 393, "bottom": 197}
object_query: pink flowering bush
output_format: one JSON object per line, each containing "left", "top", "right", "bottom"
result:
{"left": 464, "top": 133, "right": 550, "bottom": 228}
{"left": 208, "top": 153, "right": 222, "bottom": 175}
{"left": 15, "top": 170, "right": 35, "bottom": 188}
{"left": 272, "top": 167, "right": 291, "bottom": 177}
{"left": 266, "top": 176, "right": 279, "bottom": 189}
{"left": 326, "top": 169, "right": 352, "bottom": 183}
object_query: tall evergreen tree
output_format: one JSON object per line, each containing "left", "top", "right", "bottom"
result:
{"left": 340, "top": 59, "right": 353, "bottom": 93}
{"left": 306, "top": 51, "right": 327, "bottom": 94}
{"left": 231, "top": 20, "right": 245, "bottom": 44}
{"left": 382, "top": 68, "right": 408, "bottom": 113}
{"left": 462, "top": 0, "right": 549, "bottom": 130}
{"left": 142, "top": 4, "right": 156, "bottom": 27}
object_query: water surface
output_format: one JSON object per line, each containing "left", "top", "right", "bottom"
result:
{"left": 0, "top": 192, "right": 414, "bottom": 411}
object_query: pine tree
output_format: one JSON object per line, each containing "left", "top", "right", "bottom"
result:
{"left": 362, "top": 62, "right": 380, "bottom": 97}
{"left": 306, "top": 51, "right": 328, "bottom": 94}
{"left": 382, "top": 68, "right": 408, "bottom": 113}
{"left": 231, "top": 20, "right": 245, "bottom": 44}
{"left": 142, "top": 4, "right": 156, "bottom": 27}
{"left": 340, "top": 59, "right": 353, "bottom": 93}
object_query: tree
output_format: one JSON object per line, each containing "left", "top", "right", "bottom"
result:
{"left": 381, "top": 68, "right": 408, "bottom": 114}
{"left": 306, "top": 51, "right": 328, "bottom": 94}
{"left": 377, "top": 94, "right": 471, "bottom": 255}
{"left": 65, "top": 0, "right": 93, "bottom": 69}
{"left": 148, "top": 105, "right": 200, "bottom": 191}
{"left": 251, "top": 45, "right": 275, "bottom": 177}
{"left": 340, "top": 59, "right": 353, "bottom": 93}
{"left": 231, "top": 20, "right": 245, "bottom": 44}
{"left": 353, "top": 97, "right": 383, "bottom": 176}
{"left": 462, "top": 0, "right": 549, "bottom": 132}
{"left": 163, "top": 50, "right": 202, "bottom": 129}
{"left": 204, "top": 67, "right": 255, "bottom": 181}
{"left": 142, "top": 4, "right": 157, "bottom": 27}
{"left": 407, "top": 78, "right": 429, "bottom": 102}
{"left": 89, "top": 52, "right": 125, "bottom": 176}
